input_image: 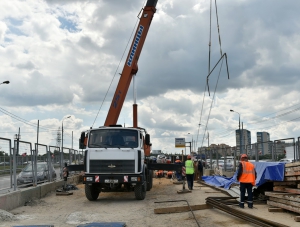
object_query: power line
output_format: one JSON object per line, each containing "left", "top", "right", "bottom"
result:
{"left": 0, "top": 107, "right": 57, "bottom": 130}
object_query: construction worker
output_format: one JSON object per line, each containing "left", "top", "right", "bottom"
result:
{"left": 237, "top": 154, "right": 257, "bottom": 209}
{"left": 185, "top": 155, "right": 195, "bottom": 190}
{"left": 197, "top": 159, "right": 203, "bottom": 180}
{"left": 174, "top": 156, "right": 182, "bottom": 181}
{"left": 62, "top": 162, "right": 69, "bottom": 191}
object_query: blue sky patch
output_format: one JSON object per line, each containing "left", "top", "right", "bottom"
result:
{"left": 58, "top": 16, "right": 80, "bottom": 33}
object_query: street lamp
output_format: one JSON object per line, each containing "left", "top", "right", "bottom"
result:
{"left": 61, "top": 116, "right": 71, "bottom": 178}
{"left": 187, "top": 133, "right": 193, "bottom": 154}
{"left": 0, "top": 81, "right": 9, "bottom": 85}
{"left": 230, "top": 109, "right": 242, "bottom": 155}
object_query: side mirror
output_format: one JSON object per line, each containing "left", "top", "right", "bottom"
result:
{"left": 145, "top": 134, "right": 150, "bottom": 146}
{"left": 79, "top": 132, "right": 86, "bottom": 149}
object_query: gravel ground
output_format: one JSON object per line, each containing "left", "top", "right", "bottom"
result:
{"left": 0, "top": 177, "right": 299, "bottom": 227}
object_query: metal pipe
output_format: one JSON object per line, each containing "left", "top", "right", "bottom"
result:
{"left": 206, "top": 197, "right": 288, "bottom": 227}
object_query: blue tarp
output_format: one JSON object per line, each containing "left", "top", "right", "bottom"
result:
{"left": 202, "top": 162, "right": 285, "bottom": 190}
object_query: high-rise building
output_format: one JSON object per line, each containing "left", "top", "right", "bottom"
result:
{"left": 256, "top": 132, "right": 271, "bottom": 155}
{"left": 235, "top": 129, "right": 251, "bottom": 155}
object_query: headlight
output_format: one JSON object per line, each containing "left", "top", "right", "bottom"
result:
{"left": 37, "top": 172, "right": 44, "bottom": 176}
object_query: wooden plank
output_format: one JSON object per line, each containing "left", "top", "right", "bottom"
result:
{"left": 273, "top": 186, "right": 288, "bottom": 192}
{"left": 285, "top": 162, "right": 300, "bottom": 168}
{"left": 265, "top": 191, "right": 297, "bottom": 196}
{"left": 265, "top": 191, "right": 300, "bottom": 203}
{"left": 268, "top": 200, "right": 300, "bottom": 214}
{"left": 294, "top": 216, "right": 300, "bottom": 222}
{"left": 154, "top": 204, "right": 212, "bottom": 214}
{"left": 268, "top": 207, "right": 284, "bottom": 212}
{"left": 273, "top": 181, "right": 297, "bottom": 186}
{"left": 285, "top": 166, "right": 300, "bottom": 172}
{"left": 270, "top": 197, "right": 300, "bottom": 208}
{"left": 284, "top": 188, "right": 300, "bottom": 194}
{"left": 285, "top": 170, "right": 300, "bottom": 176}
{"left": 284, "top": 176, "right": 300, "bottom": 181}
{"left": 273, "top": 187, "right": 300, "bottom": 194}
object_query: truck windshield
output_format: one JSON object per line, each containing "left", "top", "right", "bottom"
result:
{"left": 88, "top": 129, "right": 139, "bottom": 148}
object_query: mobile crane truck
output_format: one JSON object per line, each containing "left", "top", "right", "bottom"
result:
{"left": 74, "top": 0, "right": 182, "bottom": 201}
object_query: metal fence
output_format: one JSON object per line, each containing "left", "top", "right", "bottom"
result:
{"left": 0, "top": 137, "right": 84, "bottom": 192}
{"left": 197, "top": 136, "right": 300, "bottom": 173}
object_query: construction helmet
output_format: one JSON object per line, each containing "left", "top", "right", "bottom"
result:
{"left": 176, "top": 156, "right": 179, "bottom": 159}
{"left": 187, "top": 155, "right": 191, "bottom": 160}
{"left": 241, "top": 154, "right": 248, "bottom": 159}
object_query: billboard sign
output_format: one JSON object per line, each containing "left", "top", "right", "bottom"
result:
{"left": 175, "top": 138, "right": 185, "bottom": 148}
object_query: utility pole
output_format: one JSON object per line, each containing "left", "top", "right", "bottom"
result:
{"left": 14, "top": 128, "right": 21, "bottom": 191}
{"left": 242, "top": 122, "right": 244, "bottom": 155}
{"left": 207, "top": 132, "right": 209, "bottom": 148}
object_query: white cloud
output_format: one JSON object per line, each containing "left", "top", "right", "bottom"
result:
{"left": 0, "top": 0, "right": 300, "bottom": 154}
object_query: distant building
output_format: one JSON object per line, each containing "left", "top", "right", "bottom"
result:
{"left": 235, "top": 129, "right": 251, "bottom": 155}
{"left": 198, "top": 143, "right": 231, "bottom": 158}
{"left": 256, "top": 132, "right": 271, "bottom": 155}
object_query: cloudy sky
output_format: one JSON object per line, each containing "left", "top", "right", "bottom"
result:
{"left": 0, "top": 0, "right": 300, "bottom": 155}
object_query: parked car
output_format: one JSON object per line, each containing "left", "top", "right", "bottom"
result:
{"left": 149, "top": 156, "right": 157, "bottom": 163}
{"left": 279, "top": 158, "right": 294, "bottom": 163}
{"left": 212, "top": 160, "right": 234, "bottom": 171}
{"left": 0, "top": 162, "right": 10, "bottom": 165}
{"left": 205, "top": 159, "right": 215, "bottom": 168}
{"left": 17, "top": 162, "right": 57, "bottom": 185}
{"left": 156, "top": 154, "right": 166, "bottom": 163}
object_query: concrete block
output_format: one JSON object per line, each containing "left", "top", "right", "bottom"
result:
{"left": 0, "top": 190, "right": 20, "bottom": 211}
{"left": 204, "top": 169, "right": 214, "bottom": 176}
{"left": 1, "top": 175, "right": 81, "bottom": 211}
{"left": 20, "top": 186, "right": 41, "bottom": 206}
{"left": 223, "top": 171, "right": 235, "bottom": 178}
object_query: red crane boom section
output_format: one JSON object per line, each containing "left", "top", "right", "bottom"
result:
{"left": 104, "top": 0, "right": 157, "bottom": 127}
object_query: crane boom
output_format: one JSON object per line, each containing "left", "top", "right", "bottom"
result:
{"left": 104, "top": 0, "right": 158, "bottom": 127}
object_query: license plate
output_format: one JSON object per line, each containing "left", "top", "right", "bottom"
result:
{"left": 105, "top": 179, "right": 118, "bottom": 183}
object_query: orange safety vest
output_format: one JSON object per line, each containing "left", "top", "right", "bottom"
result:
{"left": 239, "top": 161, "right": 256, "bottom": 186}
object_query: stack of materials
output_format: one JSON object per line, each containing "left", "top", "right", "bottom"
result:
{"left": 266, "top": 161, "right": 300, "bottom": 215}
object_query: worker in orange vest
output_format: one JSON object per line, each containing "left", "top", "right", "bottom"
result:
{"left": 237, "top": 154, "right": 257, "bottom": 209}
{"left": 174, "top": 156, "right": 182, "bottom": 181}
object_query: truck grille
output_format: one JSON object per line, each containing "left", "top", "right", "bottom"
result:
{"left": 90, "top": 160, "right": 135, "bottom": 173}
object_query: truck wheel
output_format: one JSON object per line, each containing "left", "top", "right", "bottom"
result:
{"left": 85, "top": 184, "right": 99, "bottom": 201}
{"left": 146, "top": 170, "right": 153, "bottom": 191}
{"left": 134, "top": 182, "right": 146, "bottom": 200}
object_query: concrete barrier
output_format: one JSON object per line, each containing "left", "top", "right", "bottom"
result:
{"left": 204, "top": 169, "right": 214, "bottom": 176}
{"left": 0, "top": 175, "right": 81, "bottom": 211}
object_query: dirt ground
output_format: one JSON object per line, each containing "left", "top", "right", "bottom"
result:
{"left": 0, "top": 177, "right": 299, "bottom": 227}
